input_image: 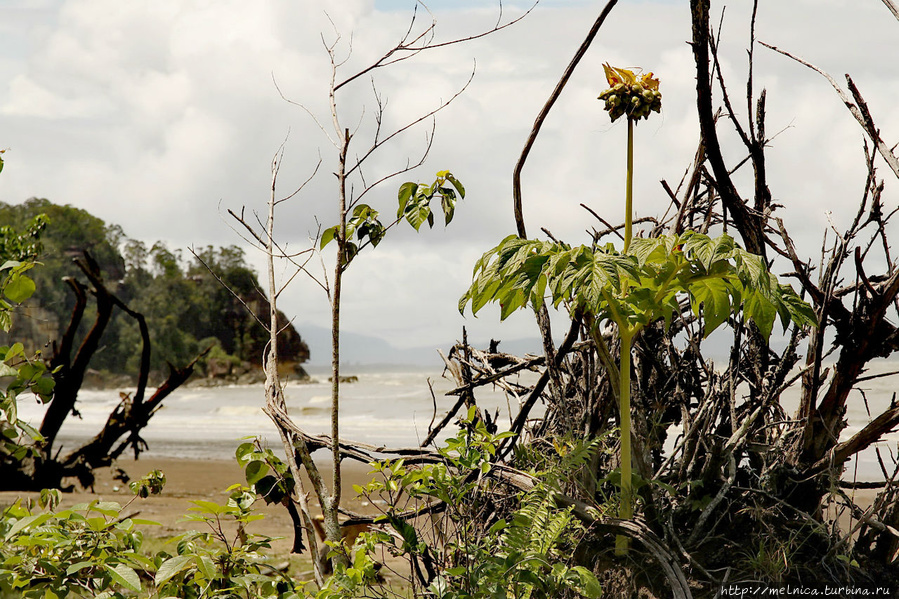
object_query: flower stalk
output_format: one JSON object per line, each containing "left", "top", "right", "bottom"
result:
{"left": 599, "top": 63, "right": 661, "bottom": 554}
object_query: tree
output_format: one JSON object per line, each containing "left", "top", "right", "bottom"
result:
{"left": 225, "top": 2, "right": 532, "bottom": 581}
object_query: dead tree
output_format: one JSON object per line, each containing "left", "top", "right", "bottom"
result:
{"left": 227, "top": 2, "right": 537, "bottom": 582}
{"left": 0, "top": 252, "right": 202, "bottom": 491}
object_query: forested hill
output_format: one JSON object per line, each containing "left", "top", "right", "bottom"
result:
{"left": 0, "top": 198, "right": 309, "bottom": 382}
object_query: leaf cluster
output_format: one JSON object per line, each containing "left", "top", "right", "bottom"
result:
{"left": 0, "top": 496, "right": 159, "bottom": 598}
{"left": 397, "top": 170, "right": 465, "bottom": 232}
{"left": 0, "top": 260, "right": 37, "bottom": 332}
{"left": 352, "top": 411, "right": 602, "bottom": 599}
{"left": 461, "top": 231, "right": 817, "bottom": 339}
{"left": 321, "top": 170, "right": 465, "bottom": 270}
{"left": 0, "top": 468, "right": 303, "bottom": 598}
{"left": 320, "top": 204, "right": 386, "bottom": 266}
{"left": 0, "top": 214, "right": 49, "bottom": 264}
{"left": 235, "top": 440, "right": 295, "bottom": 506}
{"left": 0, "top": 341, "right": 54, "bottom": 465}
{"left": 157, "top": 484, "right": 300, "bottom": 599}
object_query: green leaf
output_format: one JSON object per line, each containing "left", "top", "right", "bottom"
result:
{"left": 254, "top": 474, "right": 286, "bottom": 504}
{"left": 189, "top": 500, "right": 229, "bottom": 515}
{"left": 773, "top": 283, "right": 817, "bottom": 328}
{"left": 154, "top": 555, "right": 192, "bottom": 586}
{"left": 445, "top": 172, "right": 465, "bottom": 199}
{"left": 105, "top": 563, "right": 142, "bottom": 593}
{"left": 688, "top": 277, "right": 733, "bottom": 336}
{"left": 488, "top": 519, "right": 507, "bottom": 534}
{"left": 6, "top": 342, "right": 24, "bottom": 360}
{"left": 235, "top": 442, "right": 256, "bottom": 466}
{"left": 320, "top": 226, "right": 339, "bottom": 250}
{"left": 244, "top": 460, "right": 270, "bottom": 485}
{"left": 65, "top": 561, "right": 95, "bottom": 576}
{"left": 196, "top": 554, "right": 217, "bottom": 579}
{"left": 441, "top": 192, "right": 455, "bottom": 226}
{"left": 4, "top": 274, "right": 35, "bottom": 303}
{"left": 742, "top": 289, "right": 775, "bottom": 339}
{"left": 571, "top": 565, "right": 603, "bottom": 598}
{"left": 403, "top": 199, "right": 431, "bottom": 231}
{"left": 5, "top": 513, "right": 50, "bottom": 539}
{"left": 397, "top": 182, "right": 418, "bottom": 217}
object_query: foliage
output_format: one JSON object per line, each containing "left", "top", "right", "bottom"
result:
{"left": 0, "top": 214, "right": 49, "bottom": 264}
{"left": 0, "top": 477, "right": 159, "bottom": 598}
{"left": 460, "top": 231, "right": 816, "bottom": 339}
{"left": 235, "top": 441, "right": 295, "bottom": 507}
{"left": 0, "top": 470, "right": 304, "bottom": 599}
{"left": 397, "top": 170, "right": 465, "bottom": 231}
{"left": 460, "top": 228, "right": 817, "bottom": 555}
{"left": 350, "top": 410, "right": 602, "bottom": 599}
{"left": 155, "top": 484, "right": 302, "bottom": 599}
{"left": 0, "top": 200, "right": 309, "bottom": 377}
{"left": 0, "top": 243, "right": 55, "bottom": 472}
{"left": 0, "top": 341, "right": 53, "bottom": 467}
{"left": 320, "top": 170, "right": 465, "bottom": 266}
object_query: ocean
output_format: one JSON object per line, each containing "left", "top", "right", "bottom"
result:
{"left": 18, "top": 366, "right": 525, "bottom": 462}
{"left": 16, "top": 361, "right": 899, "bottom": 481}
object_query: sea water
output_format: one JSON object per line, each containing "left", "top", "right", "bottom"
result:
{"left": 17, "top": 366, "right": 532, "bottom": 462}
{"left": 16, "top": 361, "right": 899, "bottom": 480}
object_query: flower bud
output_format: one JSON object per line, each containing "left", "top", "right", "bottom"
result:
{"left": 599, "top": 63, "right": 662, "bottom": 122}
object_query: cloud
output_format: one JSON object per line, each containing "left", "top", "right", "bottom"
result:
{"left": 1, "top": 0, "right": 898, "bottom": 349}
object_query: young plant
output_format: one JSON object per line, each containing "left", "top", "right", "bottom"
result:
{"left": 155, "top": 484, "right": 301, "bottom": 599}
{"left": 352, "top": 410, "right": 603, "bottom": 599}
{"left": 595, "top": 66, "right": 662, "bottom": 542}
{"left": 461, "top": 219, "right": 817, "bottom": 555}
{"left": 0, "top": 471, "right": 164, "bottom": 598}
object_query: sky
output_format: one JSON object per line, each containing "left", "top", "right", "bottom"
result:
{"left": 1, "top": 0, "right": 898, "bottom": 361}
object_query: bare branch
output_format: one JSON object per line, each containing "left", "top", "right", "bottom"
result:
{"left": 345, "top": 64, "right": 474, "bottom": 179}
{"left": 334, "top": 1, "right": 538, "bottom": 92}
{"left": 760, "top": 41, "right": 899, "bottom": 180}
{"left": 513, "top": 0, "right": 618, "bottom": 239}
{"left": 881, "top": 0, "right": 899, "bottom": 21}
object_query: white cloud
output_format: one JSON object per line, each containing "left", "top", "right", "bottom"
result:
{"left": 1, "top": 0, "right": 897, "bottom": 349}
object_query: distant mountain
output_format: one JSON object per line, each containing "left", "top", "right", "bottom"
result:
{"left": 298, "top": 323, "right": 543, "bottom": 368}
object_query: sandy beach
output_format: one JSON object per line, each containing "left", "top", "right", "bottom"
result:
{"left": 0, "top": 457, "right": 382, "bottom": 561}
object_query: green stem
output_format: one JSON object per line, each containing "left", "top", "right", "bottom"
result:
{"left": 615, "top": 329, "right": 634, "bottom": 555}
{"left": 624, "top": 117, "right": 634, "bottom": 253}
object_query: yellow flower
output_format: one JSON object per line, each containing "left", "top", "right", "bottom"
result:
{"left": 640, "top": 72, "right": 660, "bottom": 91}
{"left": 603, "top": 63, "right": 637, "bottom": 87}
